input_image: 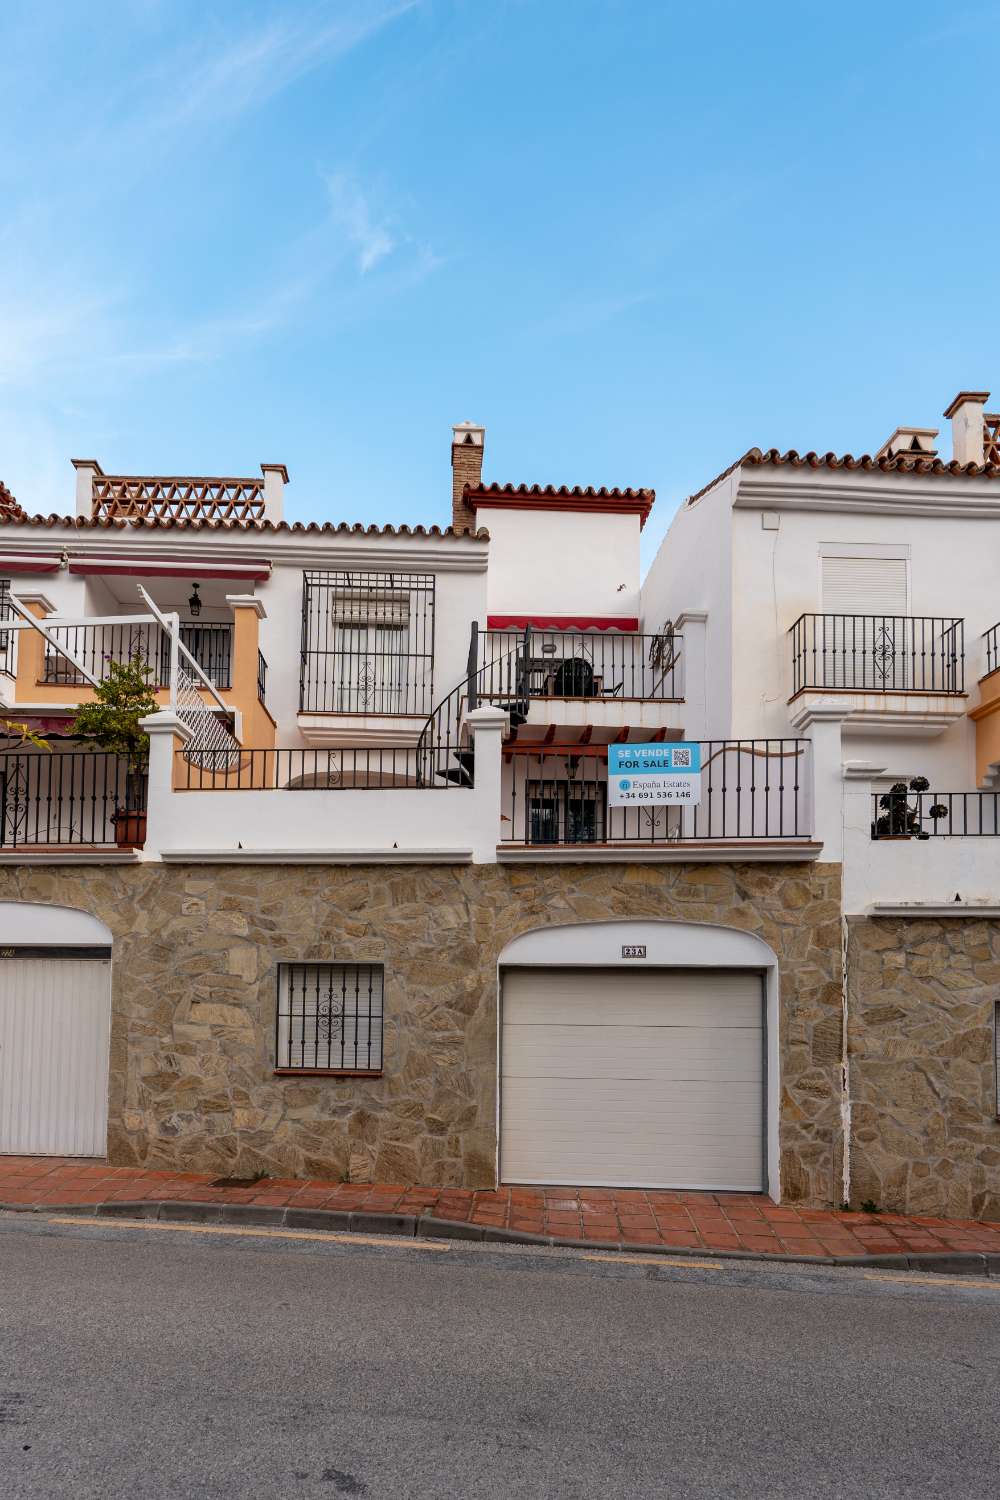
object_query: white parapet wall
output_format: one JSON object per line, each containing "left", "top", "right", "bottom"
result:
{"left": 139, "top": 705, "right": 509, "bottom": 865}
{"left": 843, "top": 782, "right": 1000, "bottom": 914}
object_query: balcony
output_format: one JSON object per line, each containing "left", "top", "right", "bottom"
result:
{"left": 0, "top": 750, "right": 143, "bottom": 854}
{"left": 479, "top": 626, "right": 685, "bottom": 741}
{"left": 297, "top": 569, "right": 436, "bottom": 747}
{"left": 789, "top": 613, "right": 967, "bottom": 737}
{"left": 499, "top": 737, "right": 815, "bottom": 860}
{"left": 38, "top": 621, "right": 232, "bottom": 690}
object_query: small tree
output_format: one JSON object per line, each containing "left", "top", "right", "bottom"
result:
{"left": 71, "top": 657, "right": 158, "bottom": 810}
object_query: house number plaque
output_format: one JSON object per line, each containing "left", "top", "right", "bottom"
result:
{"left": 621, "top": 945, "right": 646, "bottom": 959}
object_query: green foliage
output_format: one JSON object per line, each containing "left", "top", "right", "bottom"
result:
{"left": 71, "top": 656, "right": 158, "bottom": 772}
{"left": 5, "top": 720, "right": 50, "bottom": 751}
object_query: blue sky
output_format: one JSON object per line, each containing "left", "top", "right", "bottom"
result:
{"left": 2, "top": 0, "right": 997, "bottom": 568}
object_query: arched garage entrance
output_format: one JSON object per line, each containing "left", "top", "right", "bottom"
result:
{"left": 498, "top": 920, "right": 780, "bottom": 1196}
{"left": 0, "top": 902, "right": 113, "bottom": 1157}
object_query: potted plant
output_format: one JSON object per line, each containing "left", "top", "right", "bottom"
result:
{"left": 872, "top": 776, "right": 949, "bottom": 841}
{"left": 71, "top": 657, "right": 158, "bottom": 848}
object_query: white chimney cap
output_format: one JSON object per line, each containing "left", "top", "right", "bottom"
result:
{"left": 452, "top": 421, "right": 485, "bottom": 448}
{"left": 876, "top": 427, "right": 939, "bottom": 460}
{"left": 943, "top": 390, "right": 990, "bottom": 420}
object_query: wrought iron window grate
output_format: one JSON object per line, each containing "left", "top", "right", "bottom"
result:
{"left": 299, "top": 570, "right": 435, "bottom": 715}
{"left": 276, "top": 962, "right": 384, "bottom": 1072}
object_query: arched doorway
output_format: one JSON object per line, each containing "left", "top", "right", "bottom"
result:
{"left": 0, "top": 902, "right": 113, "bottom": 1157}
{"left": 497, "top": 920, "right": 780, "bottom": 1196}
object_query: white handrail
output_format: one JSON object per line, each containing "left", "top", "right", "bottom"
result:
{"left": 136, "top": 585, "right": 228, "bottom": 714}
{"left": 6, "top": 590, "right": 100, "bottom": 688}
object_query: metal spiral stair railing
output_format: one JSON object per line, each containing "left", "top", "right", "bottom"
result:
{"left": 416, "top": 626, "right": 529, "bottom": 788}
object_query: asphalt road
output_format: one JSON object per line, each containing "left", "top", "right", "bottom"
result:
{"left": 1, "top": 1214, "right": 998, "bottom": 1499}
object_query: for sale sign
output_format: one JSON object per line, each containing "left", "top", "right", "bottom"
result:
{"left": 607, "top": 742, "right": 702, "bottom": 807}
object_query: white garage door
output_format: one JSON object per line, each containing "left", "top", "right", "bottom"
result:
{"left": 501, "top": 967, "right": 764, "bottom": 1191}
{"left": 0, "top": 955, "right": 112, "bottom": 1156}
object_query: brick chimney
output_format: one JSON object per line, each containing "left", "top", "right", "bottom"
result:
{"left": 451, "top": 422, "right": 485, "bottom": 534}
{"left": 943, "top": 391, "right": 990, "bottom": 466}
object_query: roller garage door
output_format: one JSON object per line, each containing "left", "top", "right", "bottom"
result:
{"left": 0, "top": 951, "right": 112, "bottom": 1156}
{"left": 500, "top": 967, "right": 764, "bottom": 1191}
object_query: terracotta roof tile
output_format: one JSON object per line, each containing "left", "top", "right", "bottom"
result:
{"left": 0, "top": 480, "right": 26, "bottom": 519}
{"left": 464, "top": 481, "right": 655, "bottom": 528}
{"left": 0, "top": 512, "right": 488, "bottom": 539}
{"left": 685, "top": 446, "right": 1000, "bottom": 506}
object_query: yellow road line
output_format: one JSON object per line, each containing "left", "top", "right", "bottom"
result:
{"left": 47, "top": 1215, "right": 450, "bottom": 1251}
{"left": 582, "top": 1252, "right": 724, "bottom": 1270}
{"left": 863, "top": 1270, "right": 995, "bottom": 1290}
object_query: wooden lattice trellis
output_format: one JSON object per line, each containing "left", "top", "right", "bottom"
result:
{"left": 91, "top": 476, "right": 267, "bottom": 523}
{"left": 984, "top": 415, "right": 1000, "bottom": 466}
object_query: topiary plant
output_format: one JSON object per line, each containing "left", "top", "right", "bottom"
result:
{"left": 872, "top": 776, "right": 949, "bottom": 840}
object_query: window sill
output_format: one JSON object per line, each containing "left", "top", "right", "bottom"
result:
{"left": 273, "top": 1068, "right": 383, "bottom": 1078}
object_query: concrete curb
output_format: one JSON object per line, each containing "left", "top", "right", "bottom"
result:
{"left": 3, "top": 1199, "right": 1000, "bottom": 1278}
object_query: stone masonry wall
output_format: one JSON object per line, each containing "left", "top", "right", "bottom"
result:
{"left": 848, "top": 916, "right": 1000, "bottom": 1220}
{"left": 0, "top": 860, "right": 841, "bottom": 1203}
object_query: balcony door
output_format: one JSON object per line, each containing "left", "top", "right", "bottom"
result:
{"left": 820, "top": 555, "right": 909, "bottom": 690}
{"left": 335, "top": 624, "right": 406, "bottom": 714}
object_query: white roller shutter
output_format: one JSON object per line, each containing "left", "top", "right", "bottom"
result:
{"left": 500, "top": 967, "right": 764, "bottom": 1191}
{"left": 820, "top": 555, "right": 908, "bottom": 615}
{"left": 820, "top": 556, "right": 909, "bottom": 688}
{"left": 0, "top": 957, "right": 111, "bottom": 1156}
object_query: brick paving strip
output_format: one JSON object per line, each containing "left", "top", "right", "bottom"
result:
{"left": 3, "top": 1158, "right": 1000, "bottom": 1275}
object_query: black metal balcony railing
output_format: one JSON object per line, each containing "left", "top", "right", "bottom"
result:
{"left": 790, "top": 614, "right": 964, "bottom": 695}
{"left": 39, "top": 621, "right": 233, "bottom": 690}
{"left": 501, "top": 738, "right": 809, "bottom": 846}
{"left": 984, "top": 623, "right": 1000, "bottom": 678}
{"left": 871, "top": 790, "right": 1000, "bottom": 839}
{"left": 177, "top": 746, "right": 456, "bottom": 790}
{"left": 0, "top": 582, "right": 14, "bottom": 681}
{"left": 0, "top": 752, "right": 143, "bottom": 847}
{"left": 299, "top": 569, "right": 435, "bottom": 716}
{"left": 257, "top": 649, "right": 268, "bottom": 704}
{"left": 481, "top": 627, "right": 682, "bottom": 703}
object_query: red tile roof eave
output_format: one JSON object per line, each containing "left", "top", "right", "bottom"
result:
{"left": 464, "top": 482, "right": 655, "bottom": 530}
{"left": 0, "top": 514, "right": 490, "bottom": 540}
{"left": 685, "top": 447, "right": 1000, "bottom": 507}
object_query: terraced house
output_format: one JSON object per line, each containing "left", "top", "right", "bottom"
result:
{"left": 0, "top": 398, "right": 998, "bottom": 1221}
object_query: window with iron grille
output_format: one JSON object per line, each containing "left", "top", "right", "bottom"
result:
{"left": 276, "top": 963, "right": 384, "bottom": 1073}
{"left": 299, "top": 570, "right": 435, "bottom": 715}
{"left": 0, "top": 580, "right": 12, "bottom": 680}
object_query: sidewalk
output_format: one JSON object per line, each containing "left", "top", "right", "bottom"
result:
{"left": 3, "top": 1156, "right": 1000, "bottom": 1262}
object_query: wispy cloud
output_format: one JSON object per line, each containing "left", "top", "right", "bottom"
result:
{"left": 147, "top": 1, "right": 422, "bottom": 134}
{"left": 324, "top": 170, "right": 397, "bottom": 273}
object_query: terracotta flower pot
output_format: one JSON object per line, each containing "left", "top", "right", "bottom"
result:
{"left": 113, "top": 810, "right": 147, "bottom": 849}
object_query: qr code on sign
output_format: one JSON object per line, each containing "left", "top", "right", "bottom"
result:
{"left": 672, "top": 747, "right": 692, "bottom": 769}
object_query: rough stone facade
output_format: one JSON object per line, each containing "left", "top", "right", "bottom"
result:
{"left": 0, "top": 860, "right": 841, "bottom": 1204}
{"left": 848, "top": 916, "right": 1000, "bottom": 1220}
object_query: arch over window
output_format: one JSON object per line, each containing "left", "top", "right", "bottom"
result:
{"left": 0, "top": 901, "right": 112, "bottom": 948}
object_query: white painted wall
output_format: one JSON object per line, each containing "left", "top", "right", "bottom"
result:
{"left": 729, "top": 499, "right": 994, "bottom": 789}
{"left": 639, "top": 471, "right": 737, "bottom": 738}
{"left": 0, "top": 529, "right": 489, "bottom": 748}
{"left": 484, "top": 509, "right": 641, "bottom": 622}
